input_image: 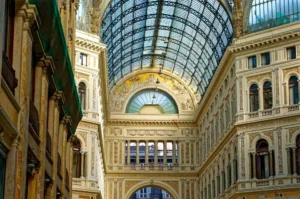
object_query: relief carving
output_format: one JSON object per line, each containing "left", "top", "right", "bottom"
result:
{"left": 163, "top": 181, "right": 179, "bottom": 194}
{"left": 125, "top": 181, "right": 140, "bottom": 194}
{"left": 276, "top": 127, "right": 283, "bottom": 173}
{"left": 289, "top": 127, "right": 299, "bottom": 142}
{"left": 127, "top": 130, "right": 176, "bottom": 136}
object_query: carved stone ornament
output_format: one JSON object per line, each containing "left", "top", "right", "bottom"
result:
{"left": 127, "top": 129, "right": 176, "bottom": 136}
{"left": 113, "top": 128, "right": 122, "bottom": 136}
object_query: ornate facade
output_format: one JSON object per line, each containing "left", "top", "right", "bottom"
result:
{"left": 0, "top": 0, "right": 82, "bottom": 199}
{"left": 72, "top": 30, "right": 106, "bottom": 199}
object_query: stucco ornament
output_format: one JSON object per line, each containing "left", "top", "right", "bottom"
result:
{"left": 109, "top": 73, "right": 196, "bottom": 113}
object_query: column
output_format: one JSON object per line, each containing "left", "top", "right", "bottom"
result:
{"left": 292, "top": 147, "right": 297, "bottom": 176}
{"left": 80, "top": 151, "right": 85, "bottom": 178}
{"left": 127, "top": 140, "right": 130, "bottom": 165}
{"left": 136, "top": 141, "right": 140, "bottom": 165}
{"left": 154, "top": 141, "right": 158, "bottom": 165}
{"left": 145, "top": 141, "right": 149, "bottom": 165}
{"left": 269, "top": 150, "right": 273, "bottom": 177}
{"left": 172, "top": 141, "right": 176, "bottom": 165}
{"left": 233, "top": 159, "right": 236, "bottom": 183}
{"left": 252, "top": 152, "right": 256, "bottom": 179}
{"left": 163, "top": 141, "right": 167, "bottom": 165}
{"left": 286, "top": 148, "right": 291, "bottom": 175}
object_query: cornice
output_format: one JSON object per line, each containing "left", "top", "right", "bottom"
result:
{"left": 107, "top": 120, "right": 197, "bottom": 127}
{"left": 75, "top": 38, "right": 106, "bottom": 52}
{"left": 230, "top": 23, "right": 300, "bottom": 53}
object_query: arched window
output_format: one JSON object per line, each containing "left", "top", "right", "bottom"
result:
{"left": 78, "top": 82, "right": 86, "bottom": 110}
{"left": 296, "top": 135, "right": 300, "bottom": 175}
{"left": 72, "top": 138, "right": 82, "bottom": 178}
{"left": 263, "top": 81, "right": 273, "bottom": 109}
{"left": 249, "top": 84, "right": 259, "bottom": 112}
{"left": 256, "top": 139, "right": 270, "bottom": 179}
{"left": 289, "top": 76, "right": 299, "bottom": 105}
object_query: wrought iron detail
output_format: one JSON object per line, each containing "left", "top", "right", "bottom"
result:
{"left": 101, "top": 0, "right": 233, "bottom": 96}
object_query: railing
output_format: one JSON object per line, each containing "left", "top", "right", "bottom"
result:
{"left": 46, "top": 131, "right": 52, "bottom": 161}
{"left": 287, "top": 104, "right": 299, "bottom": 112}
{"left": 261, "top": 109, "right": 272, "bottom": 116}
{"left": 29, "top": 100, "right": 39, "bottom": 137}
{"left": 2, "top": 52, "right": 18, "bottom": 94}
{"left": 248, "top": 111, "right": 259, "bottom": 118}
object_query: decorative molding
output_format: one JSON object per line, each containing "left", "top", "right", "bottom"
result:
{"left": 124, "top": 180, "right": 141, "bottom": 194}
{"left": 75, "top": 71, "right": 90, "bottom": 80}
{"left": 109, "top": 73, "right": 197, "bottom": 113}
{"left": 127, "top": 129, "right": 176, "bottom": 137}
{"left": 276, "top": 127, "right": 283, "bottom": 173}
{"left": 246, "top": 73, "right": 272, "bottom": 83}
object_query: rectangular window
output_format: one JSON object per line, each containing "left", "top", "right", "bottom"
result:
{"left": 287, "top": 46, "right": 296, "bottom": 60}
{"left": 80, "top": 53, "right": 87, "bottom": 66}
{"left": 248, "top": 56, "right": 257, "bottom": 68}
{"left": 4, "top": 0, "right": 15, "bottom": 61}
{"left": 0, "top": 144, "right": 7, "bottom": 199}
{"left": 261, "top": 52, "right": 270, "bottom": 65}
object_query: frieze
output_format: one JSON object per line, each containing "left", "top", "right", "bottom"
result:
{"left": 78, "top": 121, "right": 98, "bottom": 129}
{"left": 75, "top": 71, "right": 89, "bottom": 80}
{"left": 127, "top": 129, "right": 177, "bottom": 136}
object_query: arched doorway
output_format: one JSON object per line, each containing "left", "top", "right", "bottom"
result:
{"left": 130, "top": 187, "right": 172, "bottom": 199}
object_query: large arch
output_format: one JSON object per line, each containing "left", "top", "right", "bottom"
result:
{"left": 125, "top": 180, "right": 179, "bottom": 199}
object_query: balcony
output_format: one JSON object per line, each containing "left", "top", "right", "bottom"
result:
{"left": 2, "top": 52, "right": 18, "bottom": 94}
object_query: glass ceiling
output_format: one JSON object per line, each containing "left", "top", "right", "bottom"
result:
{"left": 101, "top": 0, "right": 233, "bottom": 96}
{"left": 126, "top": 89, "right": 178, "bottom": 114}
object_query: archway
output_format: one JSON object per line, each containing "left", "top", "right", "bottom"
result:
{"left": 125, "top": 181, "right": 179, "bottom": 199}
{"left": 130, "top": 187, "right": 172, "bottom": 199}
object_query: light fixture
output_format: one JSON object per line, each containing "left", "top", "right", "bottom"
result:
{"left": 156, "top": 78, "right": 160, "bottom": 84}
{"left": 152, "top": 94, "right": 156, "bottom": 99}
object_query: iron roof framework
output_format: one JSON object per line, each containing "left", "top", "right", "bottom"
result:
{"left": 101, "top": 0, "right": 233, "bottom": 97}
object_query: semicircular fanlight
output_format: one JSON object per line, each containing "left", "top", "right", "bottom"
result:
{"left": 126, "top": 89, "right": 178, "bottom": 114}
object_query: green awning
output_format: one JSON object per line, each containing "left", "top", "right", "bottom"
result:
{"left": 29, "top": 0, "right": 83, "bottom": 133}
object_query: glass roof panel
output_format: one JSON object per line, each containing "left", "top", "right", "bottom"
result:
{"left": 101, "top": 0, "right": 233, "bottom": 96}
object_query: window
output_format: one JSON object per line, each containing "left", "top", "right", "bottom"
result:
{"left": 139, "top": 188, "right": 147, "bottom": 198}
{"left": 296, "top": 135, "right": 300, "bottom": 175}
{"left": 72, "top": 138, "right": 82, "bottom": 178}
{"left": 261, "top": 52, "right": 270, "bottom": 66}
{"left": 0, "top": 144, "right": 7, "bottom": 199}
{"left": 130, "top": 142, "right": 136, "bottom": 165}
{"left": 78, "top": 82, "right": 86, "bottom": 110}
{"left": 249, "top": 84, "right": 259, "bottom": 112}
{"left": 248, "top": 56, "right": 257, "bottom": 68}
{"left": 80, "top": 53, "right": 87, "bottom": 66}
{"left": 256, "top": 139, "right": 270, "bottom": 179}
{"left": 289, "top": 76, "right": 299, "bottom": 105}
{"left": 4, "top": 0, "right": 15, "bottom": 61}
{"left": 287, "top": 47, "right": 296, "bottom": 60}
{"left": 263, "top": 81, "right": 273, "bottom": 109}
